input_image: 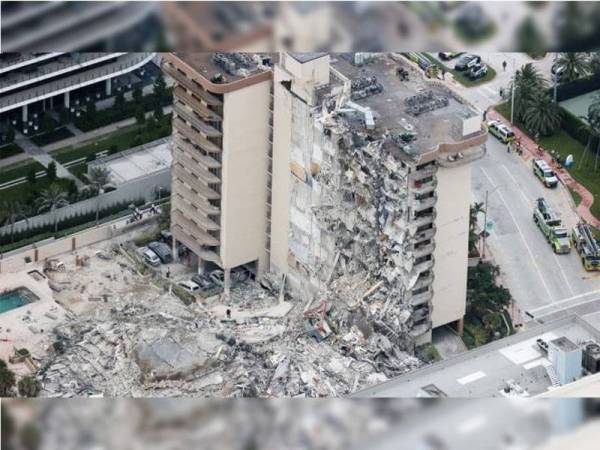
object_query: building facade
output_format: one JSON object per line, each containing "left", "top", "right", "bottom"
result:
{"left": 165, "top": 52, "right": 487, "bottom": 343}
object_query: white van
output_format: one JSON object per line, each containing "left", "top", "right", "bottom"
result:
{"left": 177, "top": 280, "right": 200, "bottom": 294}
{"left": 532, "top": 159, "right": 558, "bottom": 188}
{"left": 143, "top": 249, "right": 161, "bottom": 267}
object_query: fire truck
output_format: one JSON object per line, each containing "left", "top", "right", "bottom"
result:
{"left": 572, "top": 222, "right": 600, "bottom": 271}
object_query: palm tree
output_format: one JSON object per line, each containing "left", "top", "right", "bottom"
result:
{"left": 577, "top": 112, "right": 596, "bottom": 169}
{"left": 84, "top": 166, "right": 113, "bottom": 224}
{"left": 555, "top": 52, "right": 590, "bottom": 83}
{"left": 523, "top": 93, "right": 562, "bottom": 137}
{"left": 0, "top": 200, "right": 30, "bottom": 243}
{"left": 587, "top": 93, "right": 600, "bottom": 171}
{"left": 511, "top": 63, "right": 547, "bottom": 123}
{"left": 37, "top": 184, "right": 70, "bottom": 235}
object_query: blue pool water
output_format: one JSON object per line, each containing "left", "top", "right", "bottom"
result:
{"left": 0, "top": 288, "right": 38, "bottom": 314}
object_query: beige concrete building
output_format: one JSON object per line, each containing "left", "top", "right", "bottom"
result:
{"left": 165, "top": 52, "right": 487, "bottom": 343}
{"left": 163, "top": 53, "right": 274, "bottom": 289}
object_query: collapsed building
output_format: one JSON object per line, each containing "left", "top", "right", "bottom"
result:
{"left": 162, "top": 52, "right": 487, "bottom": 347}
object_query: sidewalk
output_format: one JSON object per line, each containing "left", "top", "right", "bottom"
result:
{"left": 488, "top": 109, "right": 600, "bottom": 228}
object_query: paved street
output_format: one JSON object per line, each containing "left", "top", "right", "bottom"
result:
{"left": 473, "top": 133, "right": 600, "bottom": 319}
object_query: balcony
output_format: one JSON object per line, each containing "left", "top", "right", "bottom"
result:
{"left": 173, "top": 192, "right": 220, "bottom": 216}
{"left": 409, "top": 165, "right": 437, "bottom": 181}
{"left": 172, "top": 211, "right": 220, "bottom": 246}
{"left": 174, "top": 102, "right": 222, "bottom": 138}
{"left": 414, "top": 258, "right": 434, "bottom": 274}
{"left": 412, "top": 211, "right": 437, "bottom": 228}
{"left": 163, "top": 62, "right": 222, "bottom": 106}
{"left": 414, "top": 226, "right": 436, "bottom": 243}
{"left": 172, "top": 225, "right": 220, "bottom": 263}
{"left": 174, "top": 120, "right": 222, "bottom": 154}
{"left": 172, "top": 150, "right": 221, "bottom": 184}
{"left": 413, "top": 194, "right": 437, "bottom": 211}
{"left": 172, "top": 166, "right": 221, "bottom": 200}
{"left": 413, "top": 274, "right": 434, "bottom": 292}
{"left": 413, "top": 242, "right": 435, "bottom": 258}
{"left": 174, "top": 86, "right": 222, "bottom": 122}
{"left": 412, "top": 178, "right": 437, "bottom": 196}
{"left": 172, "top": 197, "right": 220, "bottom": 231}
{"left": 411, "top": 307, "right": 430, "bottom": 322}
{"left": 173, "top": 138, "right": 221, "bottom": 169}
{"left": 199, "top": 249, "right": 221, "bottom": 264}
{"left": 409, "top": 289, "right": 433, "bottom": 306}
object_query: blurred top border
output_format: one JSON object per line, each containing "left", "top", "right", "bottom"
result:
{"left": 1, "top": 1, "right": 599, "bottom": 53}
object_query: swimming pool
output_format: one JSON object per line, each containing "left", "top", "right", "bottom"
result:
{"left": 0, "top": 287, "right": 39, "bottom": 314}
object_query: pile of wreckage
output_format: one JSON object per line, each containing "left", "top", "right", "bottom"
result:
{"left": 404, "top": 90, "right": 449, "bottom": 116}
{"left": 36, "top": 249, "right": 420, "bottom": 398}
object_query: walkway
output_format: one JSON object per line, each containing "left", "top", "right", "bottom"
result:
{"left": 488, "top": 109, "right": 600, "bottom": 228}
{"left": 0, "top": 151, "right": 29, "bottom": 168}
{"left": 15, "top": 131, "right": 85, "bottom": 189}
{"left": 42, "top": 104, "right": 173, "bottom": 152}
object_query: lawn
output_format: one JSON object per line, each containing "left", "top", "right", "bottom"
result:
{"left": 537, "top": 130, "right": 600, "bottom": 218}
{"left": 0, "top": 143, "right": 24, "bottom": 160}
{"left": 0, "top": 177, "right": 73, "bottom": 205}
{"left": 424, "top": 53, "right": 497, "bottom": 87}
{"left": 51, "top": 114, "right": 172, "bottom": 165}
{"left": 0, "top": 159, "right": 45, "bottom": 184}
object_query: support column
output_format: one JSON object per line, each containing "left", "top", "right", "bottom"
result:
{"left": 172, "top": 238, "right": 179, "bottom": 262}
{"left": 106, "top": 78, "right": 112, "bottom": 96}
{"left": 224, "top": 268, "right": 231, "bottom": 299}
{"left": 22, "top": 104, "right": 28, "bottom": 122}
{"left": 49, "top": 96, "right": 54, "bottom": 108}
{"left": 64, "top": 91, "right": 70, "bottom": 109}
{"left": 457, "top": 317, "right": 464, "bottom": 336}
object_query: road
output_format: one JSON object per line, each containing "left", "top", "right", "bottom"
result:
{"left": 447, "top": 52, "right": 600, "bottom": 325}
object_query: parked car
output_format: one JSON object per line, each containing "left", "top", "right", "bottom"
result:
{"left": 438, "top": 52, "right": 463, "bottom": 61}
{"left": 206, "top": 267, "right": 251, "bottom": 287}
{"left": 143, "top": 249, "right": 161, "bottom": 267}
{"left": 191, "top": 273, "right": 222, "bottom": 297}
{"left": 148, "top": 241, "right": 173, "bottom": 264}
{"left": 467, "top": 63, "right": 488, "bottom": 80}
{"left": 177, "top": 280, "right": 200, "bottom": 294}
{"left": 160, "top": 230, "right": 173, "bottom": 244}
{"left": 454, "top": 54, "right": 481, "bottom": 71}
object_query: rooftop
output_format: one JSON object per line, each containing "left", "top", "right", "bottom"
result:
{"left": 89, "top": 138, "right": 172, "bottom": 184}
{"left": 330, "top": 54, "right": 481, "bottom": 158}
{"left": 171, "top": 52, "right": 275, "bottom": 86}
{"left": 288, "top": 52, "right": 328, "bottom": 63}
{"left": 354, "top": 315, "right": 600, "bottom": 398}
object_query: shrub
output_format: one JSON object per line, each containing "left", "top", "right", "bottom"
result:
{"left": 18, "top": 376, "right": 41, "bottom": 397}
{"left": 46, "top": 161, "right": 57, "bottom": 181}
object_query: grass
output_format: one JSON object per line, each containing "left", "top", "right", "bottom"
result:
{"left": 0, "top": 159, "right": 45, "bottom": 184}
{"left": 537, "top": 130, "right": 600, "bottom": 218}
{"left": 424, "top": 53, "right": 497, "bottom": 87}
{"left": 0, "top": 177, "right": 73, "bottom": 205}
{"left": 51, "top": 114, "right": 172, "bottom": 165}
{"left": 0, "top": 143, "right": 24, "bottom": 160}
{"left": 568, "top": 187, "right": 583, "bottom": 207}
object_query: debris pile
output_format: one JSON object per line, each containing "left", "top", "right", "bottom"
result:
{"left": 351, "top": 75, "right": 384, "bottom": 100}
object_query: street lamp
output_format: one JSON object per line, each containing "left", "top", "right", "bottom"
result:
{"left": 157, "top": 186, "right": 164, "bottom": 203}
{"left": 480, "top": 185, "right": 503, "bottom": 259}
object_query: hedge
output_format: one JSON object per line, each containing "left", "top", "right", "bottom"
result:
{"left": 554, "top": 74, "right": 600, "bottom": 103}
{"left": 0, "top": 197, "right": 146, "bottom": 250}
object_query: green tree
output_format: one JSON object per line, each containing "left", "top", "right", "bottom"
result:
{"left": 0, "top": 200, "right": 30, "bottom": 243}
{"left": 114, "top": 91, "right": 126, "bottom": 112}
{"left": 555, "top": 52, "right": 590, "bottom": 83}
{"left": 46, "top": 161, "right": 57, "bottom": 181}
{"left": 511, "top": 63, "right": 547, "bottom": 123}
{"left": 133, "top": 86, "right": 143, "bottom": 103}
{"left": 153, "top": 100, "right": 164, "bottom": 121}
{"left": 524, "top": 92, "right": 562, "bottom": 137}
{"left": 135, "top": 105, "right": 146, "bottom": 126}
{"left": 27, "top": 167, "right": 37, "bottom": 184}
{"left": 586, "top": 93, "right": 600, "bottom": 170}
{"left": 84, "top": 166, "right": 113, "bottom": 224}
{"left": 18, "top": 376, "right": 41, "bottom": 397}
{"left": 468, "top": 202, "right": 484, "bottom": 255}
{"left": 146, "top": 116, "right": 157, "bottom": 133}
{"left": 153, "top": 72, "right": 167, "bottom": 101}
{"left": 5, "top": 126, "right": 15, "bottom": 143}
{"left": 0, "top": 359, "right": 16, "bottom": 396}
{"left": 37, "top": 183, "right": 70, "bottom": 234}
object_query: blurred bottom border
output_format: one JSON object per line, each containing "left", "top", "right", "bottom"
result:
{"left": 1, "top": 398, "right": 599, "bottom": 450}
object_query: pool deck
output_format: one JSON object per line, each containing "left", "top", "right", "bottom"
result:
{"left": 0, "top": 271, "right": 67, "bottom": 376}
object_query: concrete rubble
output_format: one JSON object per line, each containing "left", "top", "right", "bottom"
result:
{"left": 35, "top": 242, "right": 420, "bottom": 398}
